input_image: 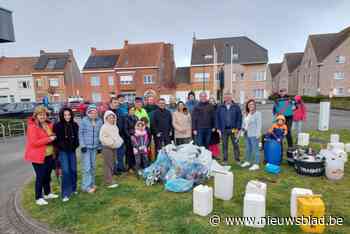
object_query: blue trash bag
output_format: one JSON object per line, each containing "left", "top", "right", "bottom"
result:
{"left": 265, "top": 163, "right": 281, "bottom": 174}
{"left": 164, "top": 161, "right": 209, "bottom": 185}
{"left": 165, "top": 178, "right": 194, "bottom": 192}
{"left": 143, "top": 150, "right": 172, "bottom": 186}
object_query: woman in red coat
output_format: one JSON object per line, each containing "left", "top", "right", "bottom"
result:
{"left": 24, "top": 106, "right": 58, "bottom": 206}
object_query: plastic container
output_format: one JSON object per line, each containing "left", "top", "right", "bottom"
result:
{"left": 297, "top": 195, "right": 325, "bottom": 233}
{"left": 326, "top": 157, "right": 345, "bottom": 181}
{"left": 318, "top": 101, "right": 330, "bottom": 131}
{"left": 345, "top": 143, "right": 350, "bottom": 153}
{"left": 245, "top": 180, "right": 267, "bottom": 198}
{"left": 297, "top": 133, "right": 310, "bottom": 146}
{"left": 330, "top": 134, "right": 340, "bottom": 143}
{"left": 264, "top": 138, "right": 282, "bottom": 165}
{"left": 330, "top": 148, "right": 348, "bottom": 163}
{"left": 265, "top": 163, "right": 281, "bottom": 174}
{"left": 290, "top": 188, "right": 313, "bottom": 217}
{"left": 193, "top": 185, "right": 213, "bottom": 216}
{"left": 327, "top": 142, "right": 345, "bottom": 151}
{"left": 287, "top": 147, "right": 299, "bottom": 166}
{"left": 243, "top": 193, "right": 266, "bottom": 228}
{"left": 214, "top": 171, "right": 233, "bottom": 200}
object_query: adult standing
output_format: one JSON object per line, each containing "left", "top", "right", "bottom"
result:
{"left": 53, "top": 107, "right": 79, "bottom": 202}
{"left": 216, "top": 92, "right": 242, "bottom": 164}
{"left": 293, "top": 95, "right": 307, "bottom": 138}
{"left": 172, "top": 101, "right": 192, "bottom": 145}
{"left": 273, "top": 88, "right": 295, "bottom": 147}
{"left": 134, "top": 97, "right": 150, "bottom": 123}
{"left": 192, "top": 92, "right": 216, "bottom": 149}
{"left": 24, "top": 106, "right": 58, "bottom": 206}
{"left": 241, "top": 99, "right": 262, "bottom": 171}
{"left": 186, "top": 91, "right": 198, "bottom": 114}
{"left": 208, "top": 97, "right": 221, "bottom": 158}
{"left": 151, "top": 98, "right": 173, "bottom": 154}
{"left": 143, "top": 95, "right": 158, "bottom": 117}
{"left": 124, "top": 106, "right": 138, "bottom": 171}
{"left": 116, "top": 94, "right": 129, "bottom": 117}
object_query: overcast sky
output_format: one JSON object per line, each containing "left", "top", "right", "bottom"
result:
{"left": 1, "top": 0, "right": 349, "bottom": 68}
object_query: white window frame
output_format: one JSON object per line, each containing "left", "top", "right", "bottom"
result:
{"left": 90, "top": 76, "right": 100, "bottom": 86}
{"left": 334, "top": 72, "right": 345, "bottom": 80}
{"left": 17, "top": 80, "right": 31, "bottom": 89}
{"left": 108, "top": 75, "right": 114, "bottom": 86}
{"left": 143, "top": 75, "right": 154, "bottom": 84}
{"left": 335, "top": 56, "right": 346, "bottom": 64}
{"left": 194, "top": 73, "right": 209, "bottom": 83}
{"left": 92, "top": 92, "right": 102, "bottom": 102}
{"left": 253, "top": 89, "right": 265, "bottom": 99}
{"left": 120, "top": 75, "right": 133, "bottom": 85}
{"left": 49, "top": 79, "right": 59, "bottom": 87}
{"left": 335, "top": 88, "right": 344, "bottom": 96}
{"left": 254, "top": 71, "right": 266, "bottom": 81}
{"left": 35, "top": 79, "right": 43, "bottom": 88}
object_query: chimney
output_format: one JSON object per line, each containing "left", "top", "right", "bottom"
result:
{"left": 40, "top": 50, "right": 45, "bottom": 55}
{"left": 91, "top": 47, "right": 96, "bottom": 55}
{"left": 124, "top": 40, "right": 129, "bottom": 46}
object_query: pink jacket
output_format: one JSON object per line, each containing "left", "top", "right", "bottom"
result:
{"left": 293, "top": 102, "right": 307, "bottom": 121}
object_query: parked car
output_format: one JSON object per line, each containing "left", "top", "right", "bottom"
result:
{"left": 68, "top": 101, "right": 87, "bottom": 117}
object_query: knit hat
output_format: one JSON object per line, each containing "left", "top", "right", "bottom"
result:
{"left": 86, "top": 104, "right": 97, "bottom": 114}
{"left": 294, "top": 95, "right": 302, "bottom": 102}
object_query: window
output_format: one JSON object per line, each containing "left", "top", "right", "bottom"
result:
{"left": 90, "top": 76, "right": 100, "bottom": 86}
{"left": 240, "top": 73, "right": 244, "bottom": 80}
{"left": 92, "top": 92, "right": 102, "bottom": 102}
{"left": 335, "top": 88, "right": 344, "bottom": 95}
{"left": 17, "top": 80, "right": 31, "bottom": 89}
{"left": 46, "top": 59, "right": 57, "bottom": 69}
{"left": 194, "top": 73, "right": 209, "bottom": 82}
{"left": 0, "top": 96, "right": 8, "bottom": 103}
{"left": 20, "top": 98, "right": 31, "bottom": 102}
{"left": 336, "top": 56, "right": 346, "bottom": 64}
{"left": 334, "top": 72, "right": 345, "bottom": 80}
{"left": 0, "top": 81, "right": 9, "bottom": 90}
{"left": 108, "top": 75, "right": 114, "bottom": 86}
{"left": 253, "top": 89, "right": 265, "bottom": 99}
{"left": 49, "top": 79, "right": 59, "bottom": 87}
{"left": 143, "top": 75, "right": 154, "bottom": 84}
{"left": 120, "top": 75, "right": 133, "bottom": 85}
{"left": 121, "top": 92, "right": 136, "bottom": 103}
{"left": 254, "top": 71, "right": 265, "bottom": 81}
{"left": 35, "top": 79, "right": 43, "bottom": 88}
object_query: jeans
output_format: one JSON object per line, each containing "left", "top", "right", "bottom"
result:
{"left": 196, "top": 128, "right": 212, "bottom": 149}
{"left": 81, "top": 148, "right": 97, "bottom": 191}
{"left": 293, "top": 121, "right": 303, "bottom": 137}
{"left": 115, "top": 144, "right": 126, "bottom": 172}
{"left": 32, "top": 156, "right": 54, "bottom": 200}
{"left": 244, "top": 136, "right": 260, "bottom": 164}
{"left": 58, "top": 151, "right": 77, "bottom": 198}
{"left": 222, "top": 129, "right": 240, "bottom": 162}
{"left": 285, "top": 116, "right": 293, "bottom": 147}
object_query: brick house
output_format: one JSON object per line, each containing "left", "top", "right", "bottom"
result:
{"left": 82, "top": 40, "right": 176, "bottom": 103}
{"left": 175, "top": 67, "right": 191, "bottom": 102}
{"left": 0, "top": 56, "right": 38, "bottom": 103}
{"left": 267, "top": 63, "right": 282, "bottom": 94}
{"left": 190, "top": 36, "right": 269, "bottom": 103}
{"left": 32, "top": 49, "right": 81, "bottom": 102}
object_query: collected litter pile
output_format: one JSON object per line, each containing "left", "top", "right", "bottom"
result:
{"left": 143, "top": 142, "right": 230, "bottom": 192}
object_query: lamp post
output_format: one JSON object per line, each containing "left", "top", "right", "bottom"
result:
{"left": 224, "top": 44, "right": 239, "bottom": 95}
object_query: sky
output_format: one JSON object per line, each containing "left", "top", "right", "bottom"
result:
{"left": 0, "top": 0, "right": 349, "bottom": 68}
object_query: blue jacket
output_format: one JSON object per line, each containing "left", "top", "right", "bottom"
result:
{"left": 273, "top": 96, "right": 295, "bottom": 117}
{"left": 186, "top": 100, "right": 198, "bottom": 114}
{"left": 117, "top": 103, "right": 129, "bottom": 117}
{"left": 215, "top": 102, "right": 242, "bottom": 130}
{"left": 78, "top": 116, "right": 103, "bottom": 149}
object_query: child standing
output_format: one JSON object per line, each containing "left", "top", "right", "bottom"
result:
{"left": 79, "top": 105, "right": 103, "bottom": 193}
{"left": 140, "top": 117, "right": 152, "bottom": 161}
{"left": 131, "top": 121, "right": 150, "bottom": 177}
{"left": 99, "top": 111, "right": 124, "bottom": 188}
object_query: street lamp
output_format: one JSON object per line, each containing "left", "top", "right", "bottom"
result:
{"left": 202, "top": 54, "right": 213, "bottom": 91}
{"left": 224, "top": 44, "right": 239, "bottom": 95}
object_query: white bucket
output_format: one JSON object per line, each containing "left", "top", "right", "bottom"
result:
{"left": 245, "top": 180, "right": 267, "bottom": 198}
{"left": 243, "top": 193, "right": 266, "bottom": 228}
{"left": 297, "top": 133, "right": 310, "bottom": 146}
{"left": 327, "top": 142, "right": 345, "bottom": 151}
{"left": 326, "top": 157, "right": 345, "bottom": 181}
{"left": 290, "top": 188, "right": 313, "bottom": 217}
{"left": 330, "top": 134, "right": 340, "bottom": 143}
{"left": 214, "top": 171, "right": 234, "bottom": 200}
{"left": 345, "top": 143, "right": 350, "bottom": 153}
{"left": 193, "top": 185, "right": 213, "bottom": 216}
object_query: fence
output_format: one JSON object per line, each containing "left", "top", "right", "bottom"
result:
{"left": 0, "top": 120, "right": 26, "bottom": 141}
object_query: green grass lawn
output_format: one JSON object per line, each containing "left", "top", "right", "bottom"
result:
{"left": 22, "top": 130, "right": 350, "bottom": 234}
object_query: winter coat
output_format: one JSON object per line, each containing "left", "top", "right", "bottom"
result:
{"left": 108, "top": 107, "right": 127, "bottom": 140}
{"left": 172, "top": 111, "right": 192, "bottom": 139}
{"left": 79, "top": 115, "right": 103, "bottom": 149}
{"left": 24, "top": 118, "right": 54, "bottom": 164}
{"left": 117, "top": 103, "right": 129, "bottom": 117}
{"left": 293, "top": 102, "right": 307, "bottom": 121}
{"left": 215, "top": 102, "right": 242, "bottom": 131}
{"left": 273, "top": 96, "right": 295, "bottom": 117}
{"left": 53, "top": 108, "right": 79, "bottom": 152}
{"left": 192, "top": 102, "right": 215, "bottom": 130}
{"left": 186, "top": 100, "right": 198, "bottom": 114}
{"left": 124, "top": 115, "right": 138, "bottom": 141}
{"left": 99, "top": 111, "right": 124, "bottom": 149}
{"left": 134, "top": 108, "right": 149, "bottom": 124}
{"left": 151, "top": 108, "right": 173, "bottom": 135}
{"left": 131, "top": 129, "right": 150, "bottom": 154}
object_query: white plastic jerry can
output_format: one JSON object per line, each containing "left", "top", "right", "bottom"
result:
{"left": 214, "top": 171, "right": 234, "bottom": 200}
{"left": 326, "top": 157, "right": 345, "bottom": 181}
{"left": 193, "top": 185, "right": 213, "bottom": 216}
{"left": 330, "top": 134, "right": 340, "bottom": 143}
{"left": 297, "top": 133, "right": 310, "bottom": 146}
{"left": 331, "top": 148, "right": 348, "bottom": 163}
{"left": 290, "top": 188, "right": 313, "bottom": 217}
{"left": 345, "top": 143, "right": 350, "bottom": 153}
{"left": 328, "top": 142, "right": 345, "bottom": 151}
{"left": 245, "top": 180, "right": 267, "bottom": 198}
{"left": 243, "top": 193, "right": 266, "bottom": 228}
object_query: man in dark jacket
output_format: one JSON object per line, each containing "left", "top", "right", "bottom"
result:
{"left": 123, "top": 105, "right": 138, "bottom": 171}
{"left": 192, "top": 92, "right": 215, "bottom": 149}
{"left": 151, "top": 98, "right": 173, "bottom": 155}
{"left": 216, "top": 92, "right": 242, "bottom": 164}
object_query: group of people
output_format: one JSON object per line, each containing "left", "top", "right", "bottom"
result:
{"left": 24, "top": 89, "right": 307, "bottom": 205}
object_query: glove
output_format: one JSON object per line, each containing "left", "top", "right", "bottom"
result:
{"left": 81, "top": 147, "right": 87, "bottom": 154}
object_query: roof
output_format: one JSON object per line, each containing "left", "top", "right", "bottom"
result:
{"left": 34, "top": 51, "right": 70, "bottom": 71}
{"left": 0, "top": 7, "right": 15, "bottom": 43}
{"left": 268, "top": 63, "right": 282, "bottom": 77}
{"left": 116, "top": 42, "right": 164, "bottom": 68}
{"left": 83, "top": 49, "right": 122, "bottom": 70}
{"left": 284, "top": 52, "right": 304, "bottom": 73}
{"left": 191, "top": 36, "right": 268, "bottom": 65}
{"left": 309, "top": 26, "right": 350, "bottom": 63}
{"left": 175, "top": 67, "right": 191, "bottom": 84}
{"left": 0, "top": 56, "right": 38, "bottom": 76}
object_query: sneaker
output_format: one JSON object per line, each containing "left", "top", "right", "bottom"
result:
{"left": 36, "top": 198, "right": 48, "bottom": 206}
{"left": 62, "top": 197, "right": 70, "bottom": 202}
{"left": 241, "top": 161, "right": 251, "bottom": 168}
{"left": 107, "top": 183, "right": 119, "bottom": 189}
{"left": 137, "top": 170, "right": 143, "bottom": 177}
{"left": 43, "top": 193, "right": 59, "bottom": 199}
{"left": 249, "top": 164, "right": 260, "bottom": 171}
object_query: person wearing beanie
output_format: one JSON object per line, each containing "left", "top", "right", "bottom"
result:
{"left": 99, "top": 111, "right": 124, "bottom": 188}
{"left": 185, "top": 91, "right": 198, "bottom": 114}
{"left": 79, "top": 104, "right": 103, "bottom": 193}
